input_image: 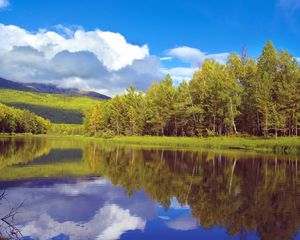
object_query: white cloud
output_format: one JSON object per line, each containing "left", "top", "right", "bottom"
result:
{"left": 161, "top": 67, "right": 197, "bottom": 85}
{"left": 166, "top": 46, "right": 229, "bottom": 67}
{"left": 0, "top": 24, "right": 162, "bottom": 96}
{"left": 0, "top": 24, "right": 148, "bottom": 71}
{"left": 0, "top": 178, "right": 154, "bottom": 240}
{"left": 167, "top": 215, "right": 198, "bottom": 231}
{"left": 160, "top": 46, "right": 229, "bottom": 84}
{"left": 207, "top": 52, "right": 230, "bottom": 63}
{"left": 20, "top": 204, "right": 145, "bottom": 240}
{"left": 167, "top": 46, "right": 205, "bottom": 67}
{"left": 160, "top": 56, "right": 173, "bottom": 61}
{"left": 0, "top": 23, "right": 234, "bottom": 95}
{"left": 0, "top": 0, "right": 9, "bottom": 8}
{"left": 297, "top": 57, "right": 300, "bottom": 63}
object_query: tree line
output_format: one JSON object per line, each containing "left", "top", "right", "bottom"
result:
{"left": 85, "top": 41, "right": 299, "bottom": 137}
{"left": 0, "top": 103, "right": 50, "bottom": 134}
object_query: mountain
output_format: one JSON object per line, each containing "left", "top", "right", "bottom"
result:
{"left": 0, "top": 78, "right": 33, "bottom": 91}
{"left": 0, "top": 78, "right": 110, "bottom": 99}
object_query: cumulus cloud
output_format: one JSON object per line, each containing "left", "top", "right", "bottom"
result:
{"left": 297, "top": 57, "right": 300, "bottom": 63}
{"left": 161, "top": 67, "right": 197, "bottom": 84}
{"left": 0, "top": 24, "right": 162, "bottom": 96}
{"left": 20, "top": 204, "right": 145, "bottom": 240}
{"left": 0, "top": 178, "right": 155, "bottom": 240}
{"left": 164, "top": 46, "right": 229, "bottom": 83}
{"left": 161, "top": 46, "right": 229, "bottom": 83}
{"left": 0, "top": 0, "right": 9, "bottom": 8}
{"left": 167, "top": 215, "right": 198, "bottom": 231}
{"left": 0, "top": 23, "right": 234, "bottom": 94}
{"left": 166, "top": 46, "right": 229, "bottom": 67}
{"left": 160, "top": 198, "right": 198, "bottom": 231}
{"left": 0, "top": 24, "right": 148, "bottom": 70}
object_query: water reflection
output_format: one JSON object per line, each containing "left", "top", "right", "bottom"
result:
{"left": 0, "top": 137, "right": 299, "bottom": 240}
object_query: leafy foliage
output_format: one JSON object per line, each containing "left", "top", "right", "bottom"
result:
{"left": 48, "top": 124, "right": 85, "bottom": 135}
{"left": 0, "top": 103, "right": 50, "bottom": 134}
{"left": 85, "top": 41, "right": 300, "bottom": 137}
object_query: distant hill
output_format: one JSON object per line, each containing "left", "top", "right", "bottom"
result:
{"left": 0, "top": 89, "right": 102, "bottom": 124}
{"left": 0, "top": 78, "right": 33, "bottom": 91}
{"left": 0, "top": 78, "right": 110, "bottom": 99}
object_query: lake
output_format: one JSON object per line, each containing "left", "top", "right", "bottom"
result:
{"left": 0, "top": 136, "right": 299, "bottom": 240}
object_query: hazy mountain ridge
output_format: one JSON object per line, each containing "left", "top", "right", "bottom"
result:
{"left": 0, "top": 78, "right": 110, "bottom": 99}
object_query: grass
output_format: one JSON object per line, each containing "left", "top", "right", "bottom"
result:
{"left": 29, "top": 135, "right": 300, "bottom": 155}
{"left": 86, "top": 136, "right": 300, "bottom": 154}
{"left": 0, "top": 89, "right": 101, "bottom": 110}
{"left": 0, "top": 89, "right": 101, "bottom": 123}
{"left": 4, "top": 134, "right": 300, "bottom": 155}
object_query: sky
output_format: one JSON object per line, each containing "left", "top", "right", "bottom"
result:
{"left": 0, "top": 0, "right": 299, "bottom": 96}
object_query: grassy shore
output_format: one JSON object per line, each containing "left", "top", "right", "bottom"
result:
{"left": 98, "top": 136, "right": 300, "bottom": 154}
{"left": 2, "top": 134, "right": 299, "bottom": 154}
{"left": 54, "top": 135, "right": 299, "bottom": 154}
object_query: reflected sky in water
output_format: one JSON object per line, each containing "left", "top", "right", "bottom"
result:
{"left": 0, "top": 178, "right": 150, "bottom": 240}
{"left": 0, "top": 178, "right": 258, "bottom": 240}
{"left": 0, "top": 137, "right": 299, "bottom": 240}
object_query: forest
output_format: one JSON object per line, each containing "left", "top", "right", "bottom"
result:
{"left": 0, "top": 103, "right": 50, "bottom": 134}
{"left": 85, "top": 41, "right": 300, "bottom": 137}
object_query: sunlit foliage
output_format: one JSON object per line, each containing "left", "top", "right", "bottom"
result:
{"left": 85, "top": 41, "right": 299, "bottom": 137}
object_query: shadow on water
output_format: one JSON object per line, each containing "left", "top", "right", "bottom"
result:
{"left": 0, "top": 137, "right": 299, "bottom": 239}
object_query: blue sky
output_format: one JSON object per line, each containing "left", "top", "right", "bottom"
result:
{"left": 0, "top": 0, "right": 299, "bottom": 95}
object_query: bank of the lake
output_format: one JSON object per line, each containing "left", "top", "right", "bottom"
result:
{"left": 20, "top": 135, "right": 298, "bottom": 155}
{"left": 2, "top": 134, "right": 299, "bottom": 154}
{"left": 102, "top": 136, "right": 300, "bottom": 154}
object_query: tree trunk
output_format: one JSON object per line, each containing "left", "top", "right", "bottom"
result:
{"left": 187, "top": 88, "right": 198, "bottom": 134}
{"left": 256, "top": 112, "right": 260, "bottom": 135}
{"left": 229, "top": 97, "right": 238, "bottom": 134}
{"left": 229, "top": 158, "right": 237, "bottom": 193}
{"left": 93, "top": 117, "right": 97, "bottom": 136}
{"left": 213, "top": 115, "right": 216, "bottom": 134}
{"left": 265, "top": 107, "right": 268, "bottom": 137}
{"left": 175, "top": 116, "right": 177, "bottom": 136}
{"left": 117, "top": 119, "right": 120, "bottom": 135}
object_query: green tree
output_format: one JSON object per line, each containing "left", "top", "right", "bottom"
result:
{"left": 256, "top": 41, "right": 277, "bottom": 136}
{"left": 146, "top": 74, "right": 176, "bottom": 136}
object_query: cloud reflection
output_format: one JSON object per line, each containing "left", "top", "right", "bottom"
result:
{"left": 0, "top": 177, "right": 155, "bottom": 240}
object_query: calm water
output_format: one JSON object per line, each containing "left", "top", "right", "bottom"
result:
{"left": 0, "top": 137, "right": 299, "bottom": 240}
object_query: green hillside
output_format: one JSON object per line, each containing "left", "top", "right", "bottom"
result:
{"left": 0, "top": 89, "right": 102, "bottom": 124}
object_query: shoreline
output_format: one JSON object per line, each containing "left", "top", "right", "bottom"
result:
{"left": 2, "top": 134, "right": 299, "bottom": 155}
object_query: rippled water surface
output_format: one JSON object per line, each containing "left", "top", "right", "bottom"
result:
{"left": 0, "top": 137, "right": 299, "bottom": 240}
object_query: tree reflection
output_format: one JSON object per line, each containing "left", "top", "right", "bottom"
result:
{"left": 0, "top": 138, "right": 299, "bottom": 239}
{"left": 84, "top": 145, "right": 300, "bottom": 240}
{"left": 0, "top": 137, "right": 50, "bottom": 168}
